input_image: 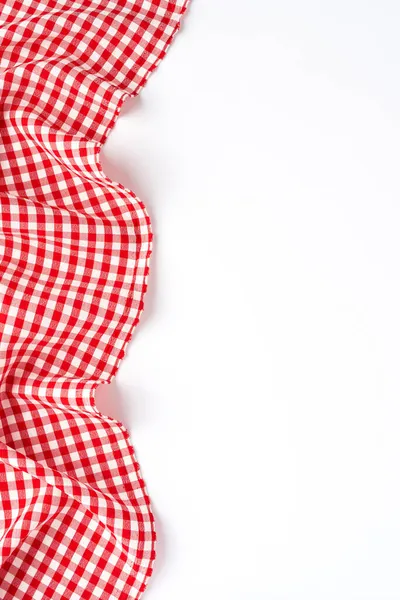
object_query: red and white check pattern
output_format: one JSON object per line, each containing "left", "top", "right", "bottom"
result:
{"left": 0, "top": 1, "right": 188, "bottom": 598}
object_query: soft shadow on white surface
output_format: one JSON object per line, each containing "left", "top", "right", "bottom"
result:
{"left": 98, "top": 95, "right": 159, "bottom": 330}
{"left": 95, "top": 379, "right": 128, "bottom": 425}
{"left": 98, "top": 2, "right": 400, "bottom": 599}
{"left": 95, "top": 95, "right": 165, "bottom": 584}
{"left": 95, "top": 380, "right": 168, "bottom": 583}
{"left": 95, "top": 92, "right": 158, "bottom": 424}
{"left": 100, "top": 97, "right": 149, "bottom": 199}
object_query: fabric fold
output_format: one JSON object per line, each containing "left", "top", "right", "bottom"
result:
{"left": 0, "top": 1, "right": 189, "bottom": 598}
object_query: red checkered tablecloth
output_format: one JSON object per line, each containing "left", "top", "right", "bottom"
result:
{"left": 0, "top": 1, "right": 188, "bottom": 598}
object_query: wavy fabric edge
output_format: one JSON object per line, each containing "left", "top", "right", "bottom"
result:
{"left": 0, "top": 2, "right": 190, "bottom": 598}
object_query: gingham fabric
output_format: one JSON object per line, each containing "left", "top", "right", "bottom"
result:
{"left": 0, "top": 1, "right": 188, "bottom": 598}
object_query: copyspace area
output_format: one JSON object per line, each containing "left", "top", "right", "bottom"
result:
{"left": 97, "top": 2, "right": 400, "bottom": 598}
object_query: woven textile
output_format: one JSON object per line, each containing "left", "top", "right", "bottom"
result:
{"left": 0, "top": 1, "right": 188, "bottom": 598}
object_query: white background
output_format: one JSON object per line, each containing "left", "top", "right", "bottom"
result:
{"left": 96, "top": 2, "right": 400, "bottom": 598}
